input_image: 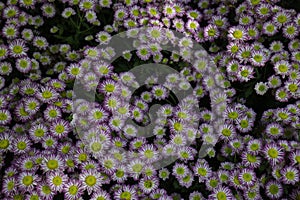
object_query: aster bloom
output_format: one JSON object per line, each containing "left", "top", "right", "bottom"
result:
{"left": 0, "top": 132, "right": 13, "bottom": 153}
{"left": 114, "top": 185, "right": 137, "bottom": 200}
{"left": 228, "top": 26, "right": 247, "bottom": 41}
{"left": 2, "top": 177, "right": 17, "bottom": 195}
{"left": 238, "top": 169, "right": 256, "bottom": 188}
{"left": 47, "top": 171, "right": 68, "bottom": 192}
{"left": 265, "top": 180, "right": 283, "bottom": 199}
{"left": 9, "top": 39, "right": 28, "bottom": 58}
{"left": 37, "top": 86, "right": 59, "bottom": 103}
{"left": 50, "top": 119, "right": 71, "bottom": 139}
{"left": 33, "top": 36, "right": 48, "bottom": 50}
{"left": 12, "top": 135, "right": 31, "bottom": 155}
{"left": 193, "top": 160, "right": 212, "bottom": 183}
{"left": 254, "top": 82, "right": 269, "bottom": 95}
{"left": 41, "top": 3, "right": 56, "bottom": 18}
{"left": 273, "top": 11, "right": 291, "bottom": 27}
{"left": 280, "top": 166, "right": 299, "bottom": 185}
{"left": 263, "top": 143, "right": 284, "bottom": 166}
{"left": 172, "top": 163, "right": 189, "bottom": 179}
{"left": 262, "top": 21, "right": 278, "bottom": 36}
{"left": 204, "top": 24, "right": 219, "bottom": 41}
{"left": 17, "top": 172, "right": 39, "bottom": 192}
{"left": 209, "top": 186, "right": 233, "bottom": 200}
{"left": 0, "top": 109, "right": 12, "bottom": 125}
{"left": 139, "top": 177, "right": 159, "bottom": 194}
{"left": 37, "top": 181, "right": 55, "bottom": 200}
{"left": 41, "top": 154, "right": 64, "bottom": 172}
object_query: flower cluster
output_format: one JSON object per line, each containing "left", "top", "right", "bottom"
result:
{"left": 0, "top": 0, "right": 299, "bottom": 199}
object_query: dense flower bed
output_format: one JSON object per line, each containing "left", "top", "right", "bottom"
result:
{"left": 0, "top": 0, "right": 300, "bottom": 199}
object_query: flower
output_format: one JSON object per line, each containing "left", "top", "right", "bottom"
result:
{"left": 114, "top": 185, "right": 137, "bottom": 200}
{"left": 228, "top": 26, "right": 247, "bottom": 41}
{"left": 209, "top": 185, "right": 233, "bottom": 200}
{"left": 139, "top": 177, "right": 159, "bottom": 194}
{"left": 254, "top": 82, "right": 269, "bottom": 95}
{"left": 80, "top": 170, "right": 102, "bottom": 195}
{"left": 263, "top": 143, "right": 284, "bottom": 166}
{"left": 265, "top": 180, "right": 283, "bottom": 199}
{"left": 17, "top": 172, "right": 39, "bottom": 192}
{"left": 281, "top": 166, "right": 299, "bottom": 185}
{"left": 41, "top": 154, "right": 64, "bottom": 172}
{"left": 47, "top": 171, "right": 68, "bottom": 192}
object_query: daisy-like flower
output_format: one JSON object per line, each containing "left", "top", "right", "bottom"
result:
{"left": 275, "top": 108, "right": 291, "bottom": 123}
{"left": 275, "top": 88, "right": 290, "bottom": 102}
{"left": 265, "top": 123, "right": 284, "bottom": 139}
{"left": 12, "top": 135, "right": 31, "bottom": 155}
{"left": 0, "top": 109, "right": 11, "bottom": 125}
{"left": 37, "top": 86, "right": 58, "bottom": 103}
{"left": 246, "top": 139, "right": 262, "bottom": 155}
{"left": 241, "top": 152, "right": 261, "bottom": 168}
{"left": 172, "top": 163, "right": 188, "bottom": 179}
{"left": 193, "top": 160, "right": 212, "bottom": 183}
{"left": 228, "top": 26, "right": 247, "bottom": 41}
{"left": 33, "top": 36, "right": 48, "bottom": 50}
{"left": 139, "top": 144, "right": 159, "bottom": 163}
{"left": 79, "top": 0, "right": 95, "bottom": 11}
{"left": 186, "top": 19, "right": 199, "bottom": 33}
{"left": 204, "top": 24, "right": 219, "bottom": 41}
{"left": 99, "top": 79, "right": 119, "bottom": 95}
{"left": 17, "top": 172, "right": 39, "bottom": 192}
{"left": 209, "top": 186, "right": 233, "bottom": 200}
{"left": 239, "top": 14, "right": 254, "bottom": 26}
{"left": 0, "top": 132, "right": 13, "bottom": 153}
{"left": 139, "top": 177, "right": 159, "bottom": 194}
{"left": 114, "top": 7, "right": 128, "bottom": 21}
{"left": 18, "top": 155, "right": 37, "bottom": 172}
{"left": 41, "top": 154, "right": 64, "bottom": 172}
{"left": 127, "top": 159, "right": 144, "bottom": 178}
{"left": 112, "top": 165, "right": 128, "bottom": 183}
{"left": 0, "top": 61, "right": 12, "bottom": 76}
{"left": 42, "top": 135, "right": 58, "bottom": 149}
{"left": 267, "top": 75, "right": 282, "bottom": 88}
{"left": 91, "top": 189, "right": 111, "bottom": 200}
{"left": 173, "top": 18, "right": 185, "bottom": 33}
{"left": 151, "top": 85, "right": 169, "bottom": 100}
{"left": 61, "top": 7, "right": 75, "bottom": 18}
{"left": 2, "top": 24, "right": 18, "bottom": 39}
{"left": 67, "top": 63, "right": 83, "bottom": 79}
{"left": 2, "top": 177, "right": 16, "bottom": 194}
{"left": 80, "top": 170, "right": 102, "bottom": 195}
{"left": 41, "top": 3, "right": 56, "bottom": 18}
{"left": 114, "top": 185, "right": 137, "bottom": 200}
{"left": 265, "top": 180, "right": 283, "bottom": 199}
{"left": 218, "top": 123, "right": 236, "bottom": 141}
{"left": 273, "top": 11, "right": 291, "bottom": 27}
{"left": 274, "top": 60, "right": 292, "bottom": 77}
{"left": 283, "top": 23, "right": 299, "bottom": 39}
{"left": 263, "top": 143, "right": 284, "bottom": 166}
{"left": 262, "top": 21, "right": 278, "bottom": 36}
{"left": 254, "top": 82, "right": 269, "bottom": 95}
{"left": 237, "top": 65, "right": 255, "bottom": 82}
{"left": 9, "top": 39, "right": 28, "bottom": 58}
{"left": 250, "top": 51, "right": 267, "bottom": 67}
{"left": 281, "top": 166, "right": 299, "bottom": 185}
{"left": 88, "top": 107, "right": 108, "bottom": 124}
{"left": 44, "top": 105, "right": 62, "bottom": 122}
{"left": 0, "top": 45, "right": 8, "bottom": 61}
{"left": 178, "top": 171, "right": 194, "bottom": 188}
{"left": 237, "top": 45, "right": 252, "bottom": 63}
{"left": 158, "top": 168, "right": 170, "bottom": 181}
{"left": 289, "top": 150, "right": 300, "bottom": 166}
{"left": 163, "top": 4, "right": 176, "bottom": 18}
{"left": 238, "top": 169, "right": 256, "bottom": 188}
{"left": 50, "top": 119, "right": 71, "bottom": 139}
{"left": 37, "top": 181, "right": 55, "bottom": 200}
{"left": 47, "top": 171, "right": 68, "bottom": 192}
